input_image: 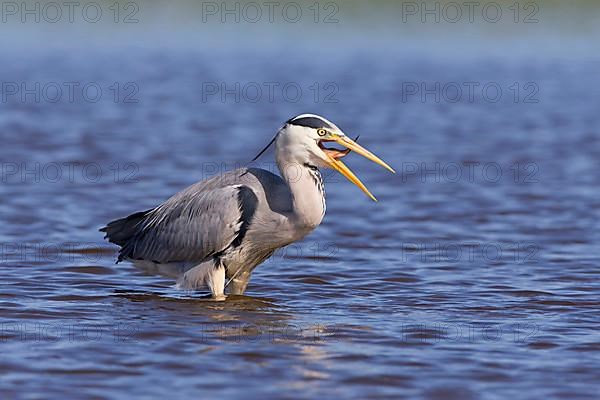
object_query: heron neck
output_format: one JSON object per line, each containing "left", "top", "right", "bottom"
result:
{"left": 278, "top": 162, "right": 326, "bottom": 231}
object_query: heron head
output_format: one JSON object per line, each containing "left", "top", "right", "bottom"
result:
{"left": 272, "top": 114, "right": 395, "bottom": 201}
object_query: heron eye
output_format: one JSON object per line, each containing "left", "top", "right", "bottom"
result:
{"left": 317, "top": 129, "right": 327, "bottom": 137}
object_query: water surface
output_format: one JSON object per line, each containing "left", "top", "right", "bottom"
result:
{"left": 1, "top": 13, "right": 600, "bottom": 400}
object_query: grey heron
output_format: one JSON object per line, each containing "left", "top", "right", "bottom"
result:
{"left": 101, "top": 114, "right": 394, "bottom": 300}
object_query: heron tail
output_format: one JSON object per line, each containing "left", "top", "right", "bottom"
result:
{"left": 100, "top": 209, "right": 153, "bottom": 247}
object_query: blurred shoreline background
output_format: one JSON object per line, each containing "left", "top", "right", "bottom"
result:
{"left": 0, "top": 0, "right": 599, "bottom": 55}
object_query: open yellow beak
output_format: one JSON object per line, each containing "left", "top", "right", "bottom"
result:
{"left": 323, "top": 135, "right": 395, "bottom": 202}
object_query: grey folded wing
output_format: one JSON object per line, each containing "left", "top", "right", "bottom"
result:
{"left": 103, "top": 184, "right": 258, "bottom": 264}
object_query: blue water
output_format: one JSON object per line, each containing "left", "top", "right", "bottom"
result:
{"left": 1, "top": 5, "right": 600, "bottom": 399}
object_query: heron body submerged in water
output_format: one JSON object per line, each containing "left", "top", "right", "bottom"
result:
{"left": 101, "top": 114, "right": 394, "bottom": 300}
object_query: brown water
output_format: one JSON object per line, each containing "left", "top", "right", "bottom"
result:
{"left": 1, "top": 23, "right": 600, "bottom": 400}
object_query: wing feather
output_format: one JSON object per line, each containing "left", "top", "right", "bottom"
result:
{"left": 113, "top": 184, "right": 256, "bottom": 263}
